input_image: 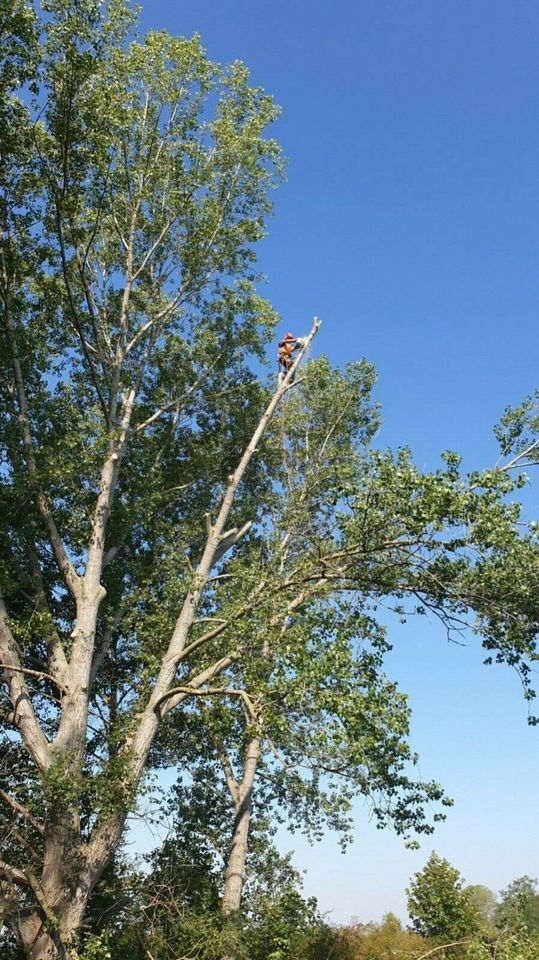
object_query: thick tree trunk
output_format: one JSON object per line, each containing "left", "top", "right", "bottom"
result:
{"left": 16, "top": 904, "right": 82, "bottom": 960}
{"left": 221, "top": 738, "right": 261, "bottom": 916}
{"left": 9, "top": 815, "right": 103, "bottom": 960}
{"left": 12, "top": 866, "right": 95, "bottom": 960}
{"left": 15, "top": 911, "right": 60, "bottom": 960}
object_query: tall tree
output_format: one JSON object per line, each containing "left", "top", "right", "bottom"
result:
{"left": 1, "top": 2, "right": 285, "bottom": 955}
{"left": 161, "top": 358, "right": 456, "bottom": 919}
{"left": 1, "top": 3, "right": 538, "bottom": 959}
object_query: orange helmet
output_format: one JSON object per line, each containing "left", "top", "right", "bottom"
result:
{"left": 282, "top": 332, "right": 296, "bottom": 341}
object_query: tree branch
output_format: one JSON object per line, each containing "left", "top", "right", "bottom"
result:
{"left": 416, "top": 941, "right": 470, "bottom": 960}
{"left": 115, "top": 321, "right": 320, "bottom": 784}
{"left": 154, "top": 652, "right": 239, "bottom": 718}
{"left": 0, "top": 664, "right": 67, "bottom": 695}
{"left": 154, "top": 683, "right": 257, "bottom": 717}
{"left": 2, "top": 301, "right": 81, "bottom": 600}
{"left": 53, "top": 197, "right": 111, "bottom": 427}
{"left": 0, "top": 788, "right": 45, "bottom": 836}
{"left": 216, "top": 746, "right": 240, "bottom": 811}
{"left": 0, "top": 858, "right": 30, "bottom": 889}
{"left": 500, "top": 438, "right": 539, "bottom": 473}
{"left": 134, "top": 350, "right": 225, "bottom": 433}
{"left": 0, "top": 592, "right": 51, "bottom": 773}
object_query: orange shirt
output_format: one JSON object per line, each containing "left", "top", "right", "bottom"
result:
{"left": 278, "top": 340, "right": 295, "bottom": 359}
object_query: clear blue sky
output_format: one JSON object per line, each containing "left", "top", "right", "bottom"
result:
{"left": 133, "top": 0, "right": 539, "bottom": 922}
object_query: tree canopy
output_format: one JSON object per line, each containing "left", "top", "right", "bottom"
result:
{"left": 1, "top": 2, "right": 539, "bottom": 959}
{"left": 407, "top": 853, "right": 481, "bottom": 942}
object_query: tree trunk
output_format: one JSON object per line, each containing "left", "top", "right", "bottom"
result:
{"left": 15, "top": 911, "right": 60, "bottom": 960}
{"left": 12, "top": 867, "right": 94, "bottom": 960}
{"left": 14, "top": 896, "right": 84, "bottom": 960}
{"left": 221, "top": 738, "right": 260, "bottom": 916}
{"left": 9, "top": 816, "right": 101, "bottom": 960}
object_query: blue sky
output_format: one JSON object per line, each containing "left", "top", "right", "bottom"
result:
{"left": 133, "top": 0, "right": 539, "bottom": 922}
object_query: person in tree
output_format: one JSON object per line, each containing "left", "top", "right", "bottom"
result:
{"left": 278, "top": 332, "right": 299, "bottom": 381}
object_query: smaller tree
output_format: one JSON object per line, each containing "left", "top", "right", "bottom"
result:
{"left": 94, "top": 832, "right": 327, "bottom": 960}
{"left": 407, "top": 853, "right": 480, "bottom": 943}
{"left": 497, "top": 877, "right": 539, "bottom": 937}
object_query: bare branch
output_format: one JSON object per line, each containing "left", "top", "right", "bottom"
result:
{"left": 213, "top": 520, "right": 253, "bottom": 563}
{"left": 75, "top": 248, "right": 113, "bottom": 369}
{"left": 0, "top": 858, "right": 30, "bottom": 888}
{"left": 0, "top": 663, "right": 67, "bottom": 696}
{"left": 89, "top": 606, "right": 125, "bottom": 691}
{"left": 500, "top": 438, "right": 539, "bottom": 473}
{"left": 135, "top": 351, "right": 224, "bottom": 432}
{"left": 0, "top": 860, "right": 30, "bottom": 887}
{"left": 156, "top": 652, "right": 239, "bottom": 718}
{"left": 175, "top": 581, "right": 268, "bottom": 663}
{"left": 102, "top": 544, "right": 121, "bottom": 568}
{"left": 416, "top": 941, "right": 470, "bottom": 960}
{"left": 131, "top": 215, "right": 177, "bottom": 281}
{"left": 111, "top": 209, "right": 129, "bottom": 251}
{"left": 0, "top": 788, "right": 44, "bottom": 836}
{"left": 154, "top": 684, "right": 257, "bottom": 716}
{"left": 123, "top": 320, "right": 321, "bottom": 782}
{"left": 217, "top": 747, "right": 240, "bottom": 810}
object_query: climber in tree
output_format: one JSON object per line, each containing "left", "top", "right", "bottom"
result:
{"left": 278, "top": 332, "right": 300, "bottom": 381}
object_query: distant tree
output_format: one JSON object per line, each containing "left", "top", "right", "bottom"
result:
{"left": 407, "top": 853, "right": 481, "bottom": 942}
{"left": 465, "top": 885, "right": 498, "bottom": 932}
{"left": 333, "top": 913, "right": 424, "bottom": 960}
{"left": 498, "top": 877, "right": 539, "bottom": 937}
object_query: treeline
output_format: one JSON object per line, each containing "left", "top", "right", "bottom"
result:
{"left": 73, "top": 850, "right": 539, "bottom": 960}
{"left": 6, "top": 841, "right": 539, "bottom": 960}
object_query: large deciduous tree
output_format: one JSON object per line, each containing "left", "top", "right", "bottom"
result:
{"left": 1, "top": 3, "right": 538, "bottom": 959}
{"left": 1, "top": 1, "right": 285, "bottom": 954}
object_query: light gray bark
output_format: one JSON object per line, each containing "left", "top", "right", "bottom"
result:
{"left": 77, "top": 326, "right": 319, "bottom": 946}
{"left": 123, "top": 319, "right": 320, "bottom": 785}
{"left": 221, "top": 737, "right": 261, "bottom": 916}
{"left": 0, "top": 593, "right": 51, "bottom": 774}
{"left": 218, "top": 556, "right": 316, "bottom": 915}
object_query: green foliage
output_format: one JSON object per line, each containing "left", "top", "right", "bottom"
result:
{"left": 494, "top": 391, "right": 539, "bottom": 464}
{"left": 2, "top": 0, "right": 539, "bottom": 953}
{"left": 80, "top": 935, "right": 112, "bottom": 960}
{"left": 407, "top": 853, "right": 481, "bottom": 942}
{"left": 498, "top": 877, "right": 539, "bottom": 937}
{"left": 95, "top": 837, "right": 328, "bottom": 960}
{"left": 85, "top": 854, "right": 539, "bottom": 960}
{"left": 328, "top": 913, "right": 425, "bottom": 960}
{"left": 466, "top": 931, "right": 539, "bottom": 960}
